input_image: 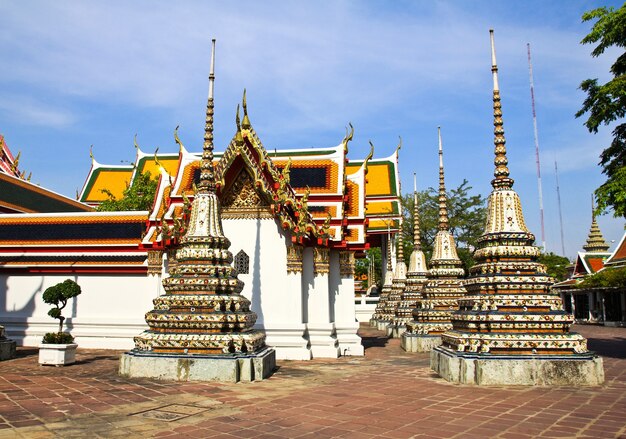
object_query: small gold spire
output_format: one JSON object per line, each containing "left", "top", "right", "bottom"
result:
{"left": 437, "top": 127, "right": 450, "bottom": 232}
{"left": 197, "top": 38, "right": 217, "bottom": 194}
{"left": 489, "top": 29, "right": 514, "bottom": 189}
{"left": 235, "top": 104, "right": 243, "bottom": 144}
{"left": 89, "top": 145, "right": 95, "bottom": 164}
{"left": 173, "top": 125, "right": 186, "bottom": 153}
{"left": 413, "top": 172, "right": 422, "bottom": 251}
{"left": 242, "top": 89, "right": 251, "bottom": 129}
{"left": 386, "top": 225, "right": 393, "bottom": 271}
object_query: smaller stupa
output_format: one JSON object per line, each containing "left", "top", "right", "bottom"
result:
{"left": 120, "top": 40, "right": 275, "bottom": 382}
{"left": 370, "top": 228, "right": 395, "bottom": 329}
{"left": 402, "top": 128, "right": 466, "bottom": 351}
{"left": 390, "top": 173, "right": 429, "bottom": 338}
{"left": 384, "top": 232, "right": 408, "bottom": 336}
{"left": 583, "top": 196, "right": 611, "bottom": 253}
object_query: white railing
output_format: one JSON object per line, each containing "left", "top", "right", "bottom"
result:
{"left": 355, "top": 295, "right": 379, "bottom": 322}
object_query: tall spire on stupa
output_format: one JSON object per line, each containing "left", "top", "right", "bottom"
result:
{"left": 583, "top": 195, "right": 610, "bottom": 252}
{"left": 401, "top": 128, "right": 465, "bottom": 351}
{"left": 392, "top": 172, "right": 429, "bottom": 338}
{"left": 430, "top": 30, "right": 603, "bottom": 386}
{"left": 121, "top": 40, "right": 275, "bottom": 382}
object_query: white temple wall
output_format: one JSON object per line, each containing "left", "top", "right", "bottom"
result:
{"left": 0, "top": 273, "right": 153, "bottom": 349}
{"left": 222, "top": 217, "right": 310, "bottom": 359}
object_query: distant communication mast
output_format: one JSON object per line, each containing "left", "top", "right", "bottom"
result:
{"left": 554, "top": 160, "right": 566, "bottom": 256}
{"left": 527, "top": 43, "right": 546, "bottom": 251}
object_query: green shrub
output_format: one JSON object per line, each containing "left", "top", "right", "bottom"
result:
{"left": 42, "top": 332, "right": 75, "bottom": 344}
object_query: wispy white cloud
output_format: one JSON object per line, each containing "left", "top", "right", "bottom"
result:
{"left": 0, "top": 94, "right": 75, "bottom": 128}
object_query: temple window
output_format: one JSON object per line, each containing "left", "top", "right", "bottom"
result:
{"left": 234, "top": 250, "right": 249, "bottom": 274}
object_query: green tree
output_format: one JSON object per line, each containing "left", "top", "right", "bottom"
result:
{"left": 42, "top": 279, "right": 82, "bottom": 334}
{"left": 576, "top": 266, "right": 626, "bottom": 289}
{"left": 400, "top": 179, "right": 487, "bottom": 273}
{"left": 538, "top": 252, "right": 571, "bottom": 282}
{"left": 576, "top": 4, "right": 626, "bottom": 219}
{"left": 96, "top": 170, "right": 158, "bottom": 212}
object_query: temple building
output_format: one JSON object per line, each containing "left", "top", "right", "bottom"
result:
{"left": 430, "top": 30, "right": 604, "bottom": 385}
{"left": 0, "top": 49, "right": 401, "bottom": 361}
{"left": 389, "top": 174, "right": 429, "bottom": 338}
{"left": 401, "top": 128, "right": 466, "bottom": 352}
{"left": 553, "top": 203, "right": 625, "bottom": 326}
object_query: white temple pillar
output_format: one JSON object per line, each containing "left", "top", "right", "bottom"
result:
{"left": 588, "top": 291, "right": 595, "bottom": 322}
{"left": 305, "top": 247, "right": 339, "bottom": 358}
{"left": 332, "top": 251, "right": 364, "bottom": 356}
{"left": 264, "top": 245, "right": 311, "bottom": 360}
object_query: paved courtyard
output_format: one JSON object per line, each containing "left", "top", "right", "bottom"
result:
{"left": 0, "top": 324, "right": 625, "bottom": 438}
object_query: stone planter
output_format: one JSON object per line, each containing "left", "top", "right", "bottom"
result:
{"left": 38, "top": 343, "right": 78, "bottom": 366}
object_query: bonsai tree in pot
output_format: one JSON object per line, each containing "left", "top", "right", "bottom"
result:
{"left": 39, "top": 279, "right": 81, "bottom": 365}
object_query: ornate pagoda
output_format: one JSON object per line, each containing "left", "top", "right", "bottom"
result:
{"left": 583, "top": 196, "right": 611, "bottom": 253}
{"left": 370, "top": 229, "right": 395, "bottom": 329}
{"left": 391, "top": 173, "right": 429, "bottom": 338}
{"left": 401, "top": 128, "right": 466, "bottom": 352}
{"left": 431, "top": 30, "right": 604, "bottom": 385}
{"left": 120, "top": 40, "right": 275, "bottom": 382}
{"left": 384, "top": 232, "right": 408, "bottom": 336}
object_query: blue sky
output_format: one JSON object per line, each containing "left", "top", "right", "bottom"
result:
{"left": 1, "top": 1, "right": 624, "bottom": 259}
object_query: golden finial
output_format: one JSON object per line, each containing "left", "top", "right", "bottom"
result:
{"left": 235, "top": 104, "right": 243, "bottom": 145}
{"left": 197, "top": 38, "right": 217, "bottom": 194}
{"left": 173, "top": 125, "right": 187, "bottom": 153}
{"left": 133, "top": 134, "right": 140, "bottom": 151}
{"left": 9, "top": 151, "right": 20, "bottom": 173}
{"left": 489, "top": 29, "right": 513, "bottom": 189}
{"left": 27, "top": 172, "right": 32, "bottom": 181}
{"left": 364, "top": 141, "right": 375, "bottom": 175}
{"left": 242, "top": 89, "right": 251, "bottom": 129}
{"left": 343, "top": 123, "right": 354, "bottom": 154}
{"left": 395, "top": 136, "right": 402, "bottom": 156}
{"left": 437, "top": 126, "right": 450, "bottom": 232}
{"left": 89, "top": 145, "right": 95, "bottom": 164}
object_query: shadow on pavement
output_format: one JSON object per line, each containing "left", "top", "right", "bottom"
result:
{"left": 587, "top": 337, "right": 626, "bottom": 359}
{"left": 360, "top": 335, "right": 389, "bottom": 350}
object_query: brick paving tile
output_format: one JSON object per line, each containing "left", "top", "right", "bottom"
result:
{"left": 0, "top": 324, "right": 624, "bottom": 438}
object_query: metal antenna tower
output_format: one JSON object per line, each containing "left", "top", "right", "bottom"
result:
{"left": 554, "top": 160, "right": 566, "bottom": 256}
{"left": 527, "top": 43, "right": 546, "bottom": 251}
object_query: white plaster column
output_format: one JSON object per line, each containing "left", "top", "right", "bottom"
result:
{"left": 332, "top": 250, "right": 364, "bottom": 356}
{"left": 305, "top": 247, "right": 339, "bottom": 358}
{"left": 588, "top": 291, "right": 594, "bottom": 322}
{"left": 263, "top": 245, "right": 311, "bottom": 360}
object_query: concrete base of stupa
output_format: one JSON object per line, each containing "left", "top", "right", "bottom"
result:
{"left": 0, "top": 339, "right": 16, "bottom": 360}
{"left": 401, "top": 333, "right": 441, "bottom": 352}
{"left": 431, "top": 346, "right": 605, "bottom": 386}
{"left": 376, "top": 320, "right": 391, "bottom": 332}
{"left": 119, "top": 347, "right": 276, "bottom": 383}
